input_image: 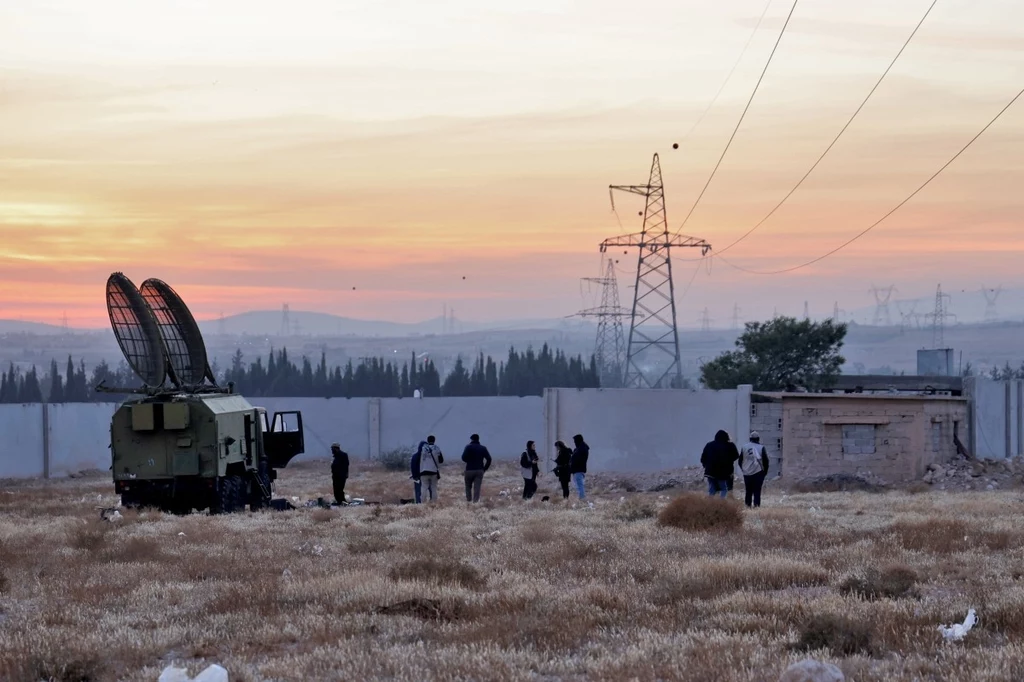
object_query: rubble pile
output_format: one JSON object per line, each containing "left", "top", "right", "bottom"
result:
{"left": 923, "top": 456, "right": 1024, "bottom": 491}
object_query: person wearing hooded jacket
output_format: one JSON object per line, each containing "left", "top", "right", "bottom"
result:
{"left": 461, "top": 434, "right": 492, "bottom": 502}
{"left": 417, "top": 435, "right": 444, "bottom": 502}
{"left": 520, "top": 440, "right": 540, "bottom": 500}
{"left": 553, "top": 441, "right": 573, "bottom": 499}
{"left": 330, "top": 443, "right": 350, "bottom": 505}
{"left": 570, "top": 434, "right": 589, "bottom": 501}
{"left": 739, "top": 431, "right": 770, "bottom": 508}
{"left": 701, "top": 430, "right": 738, "bottom": 498}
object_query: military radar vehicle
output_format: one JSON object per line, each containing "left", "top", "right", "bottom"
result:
{"left": 99, "top": 272, "right": 305, "bottom": 513}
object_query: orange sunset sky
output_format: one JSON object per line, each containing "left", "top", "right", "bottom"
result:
{"left": 2, "top": 0, "right": 1023, "bottom": 328}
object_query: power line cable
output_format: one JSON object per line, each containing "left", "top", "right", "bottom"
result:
{"left": 709, "top": 0, "right": 939, "bottom": 257}
{"left": 677, "top": 0, "right": 800, "bottom": 234}
{"left": 677, "top": 0, "right": 775, "bottom": 149}
{"left": 715, "top": 83, "right": 1024, "bottom": 275}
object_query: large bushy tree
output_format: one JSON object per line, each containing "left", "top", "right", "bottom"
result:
{"left": 700, "top": 316, "right": 847, "bottom": 391}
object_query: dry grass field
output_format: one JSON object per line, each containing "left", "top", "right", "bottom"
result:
{"left": 1, "top": 460, "right": 1023, "bottom": 681}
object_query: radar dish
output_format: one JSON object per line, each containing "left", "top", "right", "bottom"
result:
{"left": 139, "top": 278, "right": 209, "bottom": 386}
{"left": 106, "top": 273, "right": 167, "bottom": 387}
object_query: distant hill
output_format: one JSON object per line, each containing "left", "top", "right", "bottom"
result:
{"left": 197, "top": 310, "right": 589, "bottom": 337}
{"left": 0, "top": 319, "right": 71, "bottom": 335}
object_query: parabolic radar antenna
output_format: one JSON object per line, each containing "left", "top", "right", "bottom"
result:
{"left": 140, "top": 278, "right": 211, "bottom": 387}
{"left": 106, "top": 272, "right": 167, "bottom": 387}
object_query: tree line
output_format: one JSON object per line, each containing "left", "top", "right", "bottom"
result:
{"left": 0, "top": 345, "right": 600, "bottom": 403}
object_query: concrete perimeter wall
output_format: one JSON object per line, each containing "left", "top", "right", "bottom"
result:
{"left": 0, "top": 389, "right": 750, "bottom": 479}
{"left": 543, "top": 386, "right": 752, "bottom": 473}
{"left": 964, "top": 377, "right": 1024, "bottom": 460}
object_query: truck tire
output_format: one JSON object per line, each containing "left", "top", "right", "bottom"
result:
{"left": 212, "top": 475, "right": 245, "bottom": 514}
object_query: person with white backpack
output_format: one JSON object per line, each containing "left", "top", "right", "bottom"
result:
{"left": 417, "top": 435, "right": 444, "bottom": 502}
{"left": 739, "top": 431, "right": 770, "bottom": 508}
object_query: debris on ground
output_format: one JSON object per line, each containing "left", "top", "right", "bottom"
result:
{"left": 939, "top": 608, "right": 977, "bottom": 641}
{"left": 777, "top": 659, "right": 845, "bottom": 682}
{"left": 374, "top": 598, "right": 461, "bottom": 622}
{"left": 923, "top": 457, "right": 1024, "bottom": 491}
{"left": 158, "top": 664, "right": 228, "bottom": 682}
{"left": 98, "top": 507, "right": 122, "bottom": 522}
{"left": 791, "top": 473, "right": 887, "bottom": 493}
{"left": 296, "top": 542, "right": 324, "bottom": 556}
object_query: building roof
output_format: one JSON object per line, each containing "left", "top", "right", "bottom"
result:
{"left": 753, "top": 391, "right": 967, "bottom": 402}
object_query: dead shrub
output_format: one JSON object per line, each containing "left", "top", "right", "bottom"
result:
{"left": 102, "top": 536, "right": 166, "bottom": 564}
{"left": 614, "top": 498, "right": 656, "bottom": 522}
{"left": 791, "top": 474, "right": 885, "bottom": 493}
{"left": 520, "top": 520, "right": 558, "bottom": 544}
{"left": 346, "top": 536, "right": 393, "bottom": 555}
{"left": 310, "top": 508, "right": 335, "bottom": 524}
{"left": 793, "top": 614, "right": 874, "bottom": 656}
{"left": 69, "top": 520, "right": 110, "bottom": 551}
{"left": 0, "top": 570, "right": 9, "bottom": 594}
{"left": 906, "top": 482, "right": 932, "bottom": 495}
{"left": 374, "top": 597, "right": 465, "bottom": 622}
{"left": 7, "top": 654, "right": 107, "bottom": 682}
{"left": 891, "top": 519, "right": 971, "bottom": 553}
{"left": 389, "top": 558, "right": 486, "bottom": 590}
{"left": 657, "top": 493, "right": 743, "bottom": 532}
{"left": 839, "top": 565, "right": 918, "bottom": 600}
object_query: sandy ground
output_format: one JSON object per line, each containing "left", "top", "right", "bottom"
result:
{"left": 1, "top": 459, "right": 1022, "bottom": 681}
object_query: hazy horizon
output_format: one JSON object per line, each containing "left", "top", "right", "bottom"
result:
{"left": 3, "top": 0, "right": 1023, "bottom": 328}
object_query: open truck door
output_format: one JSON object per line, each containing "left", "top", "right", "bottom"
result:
{"left": 264, "top": 410, "right": 305, "bottom": 470}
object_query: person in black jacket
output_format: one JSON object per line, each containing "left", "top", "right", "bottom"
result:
{"left": 570, "top": 434, "right": 589, "bottom": 501}
{"left": 461, "top": 434, "right": 492, "bottom": 502}
{"left": 553, "top": 440, "right": 573, "bottom": 499}
{"left": 700, "top": 430, "right": 738, "bottom": 499}
{"left": 520, "top": 441, "right": 540, "bottom": 500}
{"left": 330, "top": 443, "right": 350, "bottom": 505}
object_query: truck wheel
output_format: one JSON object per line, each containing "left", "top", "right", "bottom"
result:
{"left": 212, "top": 475, "right": 244, "bottom": 514}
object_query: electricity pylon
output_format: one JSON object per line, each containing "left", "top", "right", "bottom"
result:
{"left": 925, "top": 284, "right": 955, "bottom": 348}
{"left": 869, "top": 285, "right": 896, "bottom": 326}
{"left": 982, "top": 285, "right": 1002, "bottom": 322}
{"left": 601, "top": 154, "right": 711, "bottom": 388}
{"left": 575, "top": 258, "right": 631, "bottom": 387}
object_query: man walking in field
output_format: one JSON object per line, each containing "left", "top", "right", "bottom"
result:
{"left": 417, "top": 435, "right": 444, "bottom": 502}
{"left": 739, "top": 431, "right": 770, "bottom": 508}
{"left": 701, "top": 430, "right": 738, "bottom": 499}
{"left": 461, "top": 433, "right": 492, "bottom": 503}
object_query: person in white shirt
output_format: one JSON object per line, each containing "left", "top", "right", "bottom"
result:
{"left": 417, "top": 435, "right": 444, "bottom": 502}
{"left": 739, "top": 431, "right": 770, "bottom": 508}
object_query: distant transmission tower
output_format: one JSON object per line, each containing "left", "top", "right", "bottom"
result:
{"left": 832, "top": 302, "right": 846, "bottom": 323}
{"left": 803, "top": 301, "right": 810, "bottom": 320}
{"left": 925, "top": 284, "right": 955, "bottom": 348}
{"left": 575, "top": 258, "right": 630, "bottom": 387}
{"left": 60, "top": 311, "right": 69, "bottom": 335}
{"left": 982, "top": 284, "right": 1002, "bottom": 322}
{"left": 601, "top": 153, "right": 711, "bottom": 388}
{"left": 279, "top": 303, "right": 291, "bottom": 336}
{"left": 896, "top": 301, "right": 918, "bottom": 334}
{"left": 869, "top": 285, "right": 897, "bottom": 326}
{"left": 698, "top": 308, "right": 712, "bottom": 333}
{"left": 731, "top": 304, "right": 742, "bottom": 330}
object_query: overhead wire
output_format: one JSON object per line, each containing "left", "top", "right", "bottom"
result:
{"left": 715, "top": 82, "right": 1024, "bottom": 275}
{"left": 676, "top": 0, "right": 800, "bottom": 235}
{"left": 709, "top": 0, "right": 940, "bottom": 257}
{"left": 676, "top": 0, "right": 776, "bottom": 150}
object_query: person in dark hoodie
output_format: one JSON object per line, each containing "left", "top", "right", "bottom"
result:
{"left": 570, "top": 433, "right": 589, "bottom": 501}
{"left": 330, "top": 443, "right": 350, "bottom": 505}
{"left": 553, "top": 440, "right": 573, "bottom": 499}
{"left": 461, "top": 433, "right": 492, "bottom": 503}
{"left": 409, "top": 447, "right": 422, "bottom": 503}
{"left": 700, "top": 430, "right": 738, "bottom": 499}
{"left": 520, "top": 440, "right": 540, "bottom": 500}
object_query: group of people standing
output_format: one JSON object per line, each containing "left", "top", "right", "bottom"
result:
{"left": 403, "top": 433, "right": 591, "bottom": 504}
{"left": 520, "top": 434, "right": 589, "bottom": 501}
{"left": 700, "top": 429, "right": 770, "bottom": 508}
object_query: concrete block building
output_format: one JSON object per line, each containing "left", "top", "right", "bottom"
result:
{"left": 753, "top": 393, "right": 968, "bottom": 483}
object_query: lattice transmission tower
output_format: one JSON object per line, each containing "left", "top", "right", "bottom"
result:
{"left": 279, "top": 303, "right": 291, "bottom": 336}
{"left": 925, "top": 284, "right": 955, "bottom": 348}
{"left": 575, "top": 258, "right": 630, "bottom": 388}
{"left": 869, "top": 285, "right": 897, "bottom": 326}
{"left": 698, "top": 308, "right": 713, "bottom": 333}
{"left": 601, "top": 154, "right": 711, "bottom": 388}
{"left": 982, "top": 284, "right": 1002, "bottom": 322}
